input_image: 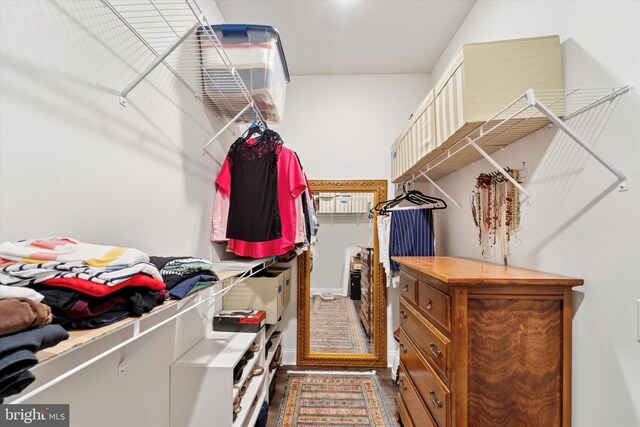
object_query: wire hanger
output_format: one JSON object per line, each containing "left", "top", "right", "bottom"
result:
{"left": 371, "top": 181, "right": 447, "bottom": 216}
{"left": 242, "top": 106, "right": 267, "bottom": 140}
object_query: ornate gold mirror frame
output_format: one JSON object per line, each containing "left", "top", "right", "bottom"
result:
{"left": 297, "top": 179, "right": 387, "bottom": 367}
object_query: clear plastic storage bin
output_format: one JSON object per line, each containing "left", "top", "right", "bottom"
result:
{"left": 201, "top": 24, "right": 290, "bottom": 122}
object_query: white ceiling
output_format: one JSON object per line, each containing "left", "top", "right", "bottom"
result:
{"left": 216, "top": 0, "right": 476, "bottom": 76}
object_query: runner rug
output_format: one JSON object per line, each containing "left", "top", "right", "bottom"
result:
{"left": 309, "top": 295, "right": 368, "bottom": 354}
{"left": 274, "top": 371, "right": 394, "bottom": 427}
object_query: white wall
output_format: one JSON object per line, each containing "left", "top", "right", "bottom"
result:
{"left": 0, "top": 0, "right": 233, "bottom": 255}
{"left": 0, "top": 1, "right": 234, "bottom": 425}
{"left": 311, "top": 215, "right": 371, "bottom": 295}
{"left": 420, "top": 2, "right": 640, "bottom": 426}
{"left": 271, "top": 74, "right": 430, "bottom": 364}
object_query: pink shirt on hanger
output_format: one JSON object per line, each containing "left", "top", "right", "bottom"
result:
{"left": 210, "top": 187, "right": 229, "bottom": 242}
{"left": 215, "top": 146, "right": 306, "bottom": 258}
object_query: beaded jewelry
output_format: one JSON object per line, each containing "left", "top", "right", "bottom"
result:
{"left": 471, "top": 167, "right": 522, "bottom": 265}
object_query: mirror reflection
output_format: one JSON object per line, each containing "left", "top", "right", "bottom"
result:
{"left": 309, "top": 191, "right": 375, "bottom": 355}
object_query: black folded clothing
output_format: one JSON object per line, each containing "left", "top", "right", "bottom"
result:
{"left": 0, "top": 325, "right": 69, "bottom": 402}
{"left": 0, "top": 325, "right": 69, "bottom": 358}
{"left": 34, "top": 286, "right": 169, "bottom": 329}
{"left": 0, "top": 350, "right": 38, "bottom": 399}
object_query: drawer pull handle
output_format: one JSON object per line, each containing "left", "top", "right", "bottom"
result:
{"left": 400, "top": 343, "right": 407, "bottom": 354}
{"left": 400, "top": 310, "right": 407, "bottom": 319}
{"left": 426, "top": 299, "right": 433, "bottom": 310}
{"left": 430, "top": 389, "right": 443, "bottom": 408}
{"left": 429, "top": 342, "right": 442, "bottom": 358}
{"left": 403, "top": 284, "right": 409, "bottom": 292}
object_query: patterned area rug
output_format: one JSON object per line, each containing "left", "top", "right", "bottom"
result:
{"left": 274, "top": 371, "right": 395, "bottom": 427}
{"left": 309, "top": 295, "right": 368, "bottom": 354}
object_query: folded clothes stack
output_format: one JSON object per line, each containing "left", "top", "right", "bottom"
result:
{"left": 149, "top": 256, "right": 219, "bottom": 299}
{"left": 0, "top": 286, "right": 52, "bottom": 336}
{"left": 0, "top": 238, "right": 222, "bottom": 401}
{"left": 0, "top": 237, "right": 167, "bottom": 329}
{"left": 0, "top": 285, "right": 69, "bottom": 402}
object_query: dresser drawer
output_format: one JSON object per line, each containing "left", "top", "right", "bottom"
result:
{"left": 395, "top": 393, "right": 415, "bottom": 427}
{"left": 398, "top": 364, "right": 438, "bottom": 427}
{"left": 418, "top": 281, "right": 451, "bottom": 332}
{"left": 400, "top": 330, "right": 450, "bottom": 427}
{"left": 399, "top": 271, "right": 418, "bottom": 305}
{"left": 399, "top": 302, "right": 450, "bottom": 382}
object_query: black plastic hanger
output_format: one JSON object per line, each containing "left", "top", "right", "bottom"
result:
{"left": 371, "top": 185, "right": 447, "bottom": 216}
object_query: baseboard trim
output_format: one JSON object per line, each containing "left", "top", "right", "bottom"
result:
{"left": 310, "top": 288, "right": 345, "bottom": 297}
{"left": 388, "top": 351, "right": 397, "bottom": 368}
{"left": 282, "top": 349, "right": 297, "bottom": 365}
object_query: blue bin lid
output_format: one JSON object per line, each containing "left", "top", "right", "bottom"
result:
{"left": 209, "top": 24, "right": 290, "bottom": 83}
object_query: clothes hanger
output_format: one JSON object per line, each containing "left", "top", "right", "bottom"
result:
{"left": 243, "top": 121, "right": 267, "bottom": 139}
{"left": 371, "top": 182, "right": 447, "bottom": 216}
{"left": 242, "top": 107, "right": 268, "bottom": 141}
{"left": 371, "top": 183, "right": 411, "bottom": 214}
{"left": 404, "top": 189, "right": 447, "bottom": 209}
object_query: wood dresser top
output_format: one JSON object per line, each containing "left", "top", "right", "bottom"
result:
{"left": 392, "top": 256, "right": 583, "bottom": 286}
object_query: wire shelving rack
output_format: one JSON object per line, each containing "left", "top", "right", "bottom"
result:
{"left": 102, "top": 0, "right": 262, "bottom": 151}
{"left": 397, "top": 86, "right": 630, "bottom": 206}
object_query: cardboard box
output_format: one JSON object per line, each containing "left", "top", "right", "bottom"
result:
{"left": 223, "top": 270, "right": 284, "bottom": 324}
{"left": 268, "top": 266, "right": 292, "bottom": 308}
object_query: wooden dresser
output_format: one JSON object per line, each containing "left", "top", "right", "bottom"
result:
{"left": 359, "top": 246, "right": 374, "bottom": 342}
{"left": 393, "top": 256, "right": 583, "bottom": 427}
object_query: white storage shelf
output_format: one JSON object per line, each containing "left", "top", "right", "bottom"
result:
{"left": 391, "top": 35, "right": 564, "bottom": 184}
{"left": 103, "top": 0, "right": 267, "bottom": 153}
{"left": 314, "top": 192, "right": 374, "bottom": 214}
{"left": 391, "top": 34, "right": 630, "bottom": 195}
{"left": 170, "top": 297, "right": 286, "bottom": 427}
{"left": 400, "top": 87, "right": 630, "bottom": 185}
{"left": 234, "top": 369, "right": 266, "bottom": 427}
{"left": 246, "top": 389, "right": 268, "bottom": 427}
{"left": 171, "top": 329, "right": 265, "bottom": 427}
{"left": 265, "top": 331, "right": 283, "bottom": 370}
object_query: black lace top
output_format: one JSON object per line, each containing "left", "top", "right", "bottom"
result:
{"left": 225, "top": 130, "right": 284, "bottom": 242}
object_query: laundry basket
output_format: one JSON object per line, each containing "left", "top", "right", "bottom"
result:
{"left": 201, "top": 24, "right": 290, "bottom": 122}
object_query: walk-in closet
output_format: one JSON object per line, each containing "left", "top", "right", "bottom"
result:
{"left": 1, "top": 1, "right": 638, "bottom": 426}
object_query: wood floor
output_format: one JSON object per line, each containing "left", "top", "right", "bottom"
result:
{"left": 265, "top": 365, "right": 399, "bottom": 427}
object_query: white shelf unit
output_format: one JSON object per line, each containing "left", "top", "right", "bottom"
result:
{"left": 246, "top": 389, "right": 268, "bottom": 427}
{"left": 398, "top": 87, "right": 630, "bottom": 205}
{"left": 232, "top": 341, "right": 263, "bottom": 403}
{"left": 170, "top": 293, "right": 285, "bottom": 427}
{"left": 102, "top": 0, "right": 263, "bottom": 152}
{"left": 171, "top": 329, "right": 267, "bottom": 427}
{"left": 265, "top": 330, "right": 283, "bottom": 370}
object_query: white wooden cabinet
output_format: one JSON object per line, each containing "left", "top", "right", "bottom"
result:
{"left": 170, "top": 320, "right": 283, "bottom": 427}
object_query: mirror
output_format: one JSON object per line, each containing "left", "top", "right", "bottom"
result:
{"left": 297, "top": 179, "right": 387, "bottom": 367}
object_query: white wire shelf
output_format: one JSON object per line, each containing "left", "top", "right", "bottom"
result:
{"left": 396, "top": 87, "right": 630, "bottom": 193}
{"left": 102, "top": 0, "right": 262, "bottom": 136}
{"left": 8, "top": 256, "right": 275, "bottom": 404}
